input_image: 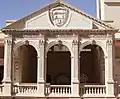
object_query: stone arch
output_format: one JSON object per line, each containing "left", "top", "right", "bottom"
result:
{"left": 46, "top": 41, "right": 74, "bottom": 57}
{"left": 80, "top": 41, "right": 107, "bottom": 56}
{"left": 13, "top": 41, "right": 39, "bottom": 56}
{"left": 80, "top": 41, "right": 105, "bottom": 84}
{"left": 46, "top": 42, "right": 71, "bottom": 85}
{"left": 13, "top": 41, "right": 38, "bottom": 83}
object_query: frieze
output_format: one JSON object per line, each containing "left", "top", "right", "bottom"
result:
{"left": 23, "top": 34, "right": 43, "bottom": 38}
{"left": 88, "top": 35, "right": 107, "bottom": 39}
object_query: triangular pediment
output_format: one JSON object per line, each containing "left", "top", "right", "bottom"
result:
{"left": 3, "top": 0, "right": 114, "bottom": 30}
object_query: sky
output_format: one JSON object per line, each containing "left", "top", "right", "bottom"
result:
{"left": 0, "top": 0, "right": 96, "bottom": 28}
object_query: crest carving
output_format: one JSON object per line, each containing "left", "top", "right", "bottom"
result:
{"left": 49, "top": 6, "right": 69, "bottom": 27}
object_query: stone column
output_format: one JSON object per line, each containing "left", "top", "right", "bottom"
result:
{"left": 2, "top": 36, "right": 13, "bottom": 96}
{"left": 71, "top": 40, "right": 79, "bottom": 97}
{"left": 106, "top": 39, "right": 115, "bottom": 97}
{"left": 37, "top": 40, "right": 45, "bottom": 96}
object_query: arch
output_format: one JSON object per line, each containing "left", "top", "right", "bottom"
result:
{"left": 80, "top": 43, "right": 105, "bottom": 84}
{"left": 14, "top": 44, "right": 38, "bottom": 83}
{"left": 13, "top": 41, "right": 39, "bottom": 56}
{"left": 46, "top": 41, "right": 74, "bottom": 57}
{"left": 46, "top": 43, "right": 71, "bottom": 85}
{"left": 80, "top": 41, "right": 107, "bottom": 56}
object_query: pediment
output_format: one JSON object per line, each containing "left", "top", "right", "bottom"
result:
{"left": 3, "top": 1, "right": 113, "bottom": 30}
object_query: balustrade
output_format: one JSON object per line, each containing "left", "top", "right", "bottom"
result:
{"left": 80, "top": 85, "right": 106, "bottom": 96}
{"left": 46, "top": 84, "right": 71, "bottom": 96}
{"left": 13, "top": 84, "right": 37, "bottom": 96}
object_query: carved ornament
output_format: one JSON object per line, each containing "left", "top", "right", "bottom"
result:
{"left": 72, "top": 40, "right": 78, "bottom": 45}
{"left": 106, "top": 39, "right": 112, "bottom": 45}
{"left": 5, "top": 40, "right": 12, "bottom": 45}
{"left": 49, "top": 6, "right": 69, "bottom": 27}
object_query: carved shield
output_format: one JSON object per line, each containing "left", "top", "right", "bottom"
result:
{"left": 49, "top": 7, "right": 69, "bottom": 27}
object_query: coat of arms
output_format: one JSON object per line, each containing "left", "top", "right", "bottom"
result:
{"left": 49, "top": 7, "right": 69, "bottom": 27}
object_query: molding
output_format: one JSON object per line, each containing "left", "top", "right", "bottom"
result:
{"left": 105, "top": 2, "right": 120, "bottom": 6}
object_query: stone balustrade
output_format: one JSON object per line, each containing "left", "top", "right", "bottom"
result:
{"left": 2, "top": 84, "right": 120, "bottom": 97}
{"left": 46, "top": 84, "right": 71, "bottom": 96}
{"left": 13, "top": 83, "right": 37, "bottom": 96}
{"left": 80, "top": 85, "right": 106, "bottom": 97}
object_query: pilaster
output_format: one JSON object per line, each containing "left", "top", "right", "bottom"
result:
{"left": 2, "top": 36, "right": 13, "bottom": 96}
{"left": 106, "top": 39, "right": 115, "bottom": 97}
{"left": 37, "top": 39, "right": 45, "bottom": 97}
{"left": 71, "top": 40, "right": 79, "bottom": 97}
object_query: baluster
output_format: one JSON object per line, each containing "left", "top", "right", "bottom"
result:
{"left": 86, "top": 87, "right": 89, "bottom": 94}
{"left": 32, "top": 87, "right": 34, "bottom": 93}
{"left": 100, "top": 87, "right": 103, "bottom": 94}
{"left": 21, "top": 87, "right": 24, "bottom": 94}
{"left": 55, "top": 87, "right": 57, "bottom": 94}
{"left": 63, "top": 87, "right": 65, "bottom": 95}
{"left": 96, "top": 87, "right": 98, "bottom": 94}
{"left": 25, "top": 87, "right": 27, "bottom": 94}
{"left": 68, "top": 87, "right": 71, "bottom": 94}
{"left": 27, "top": 87, "right": 29, "bottom": 94}
{"left": 94, "top": 87, "right": 96, "bottom": 94}
{"left": 58, "top": 87, "right": 60, "bottom": 94}
{"left": 23, "top": 87, "right": 25, "bottom": 94}
{"left": 30, "top": 87, "right": 32, "bottom": 93}
{"left": 65, "top": 87, "right": 68, "bottom": 94}
{"left": 60, "top": 87, "right": 62, "bottom": 94}
{"left": 48, "top": 86, "right": 50, "bottom": 94}
{"left": 103, "top": 87, "right": 105, "bottom": 94}
{"left": 92, "top": 87, "right": 93, "bottom": 94}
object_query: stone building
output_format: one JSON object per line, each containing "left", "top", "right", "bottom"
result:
{"left": 0, "top": 0, "right": 120, "bottom": 98}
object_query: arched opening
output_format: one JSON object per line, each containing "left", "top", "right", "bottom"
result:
{"left": 80, "top": 44, "right": 105, "bottom": 84}
{"left": 15, "top": 44, "right": 37, "bottom": 83}
{"left": 47, "top": 43, "right": 71, "bottom": 85}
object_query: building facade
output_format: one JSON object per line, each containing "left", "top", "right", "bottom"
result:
{"left": 0, "top": 0, "right": 120, "bottom": 98}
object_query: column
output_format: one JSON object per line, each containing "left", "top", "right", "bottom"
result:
{"left": 71, "top": 40, "right": 79, "bottom": 97}
{"left": 106, "top": 39, "right": 115, "bottom": 97}
{"left": 37, "top": 40, "right": 45, "bottom": 96}
{"left": 2, "top": 36, "right": 12, "bottom": 96}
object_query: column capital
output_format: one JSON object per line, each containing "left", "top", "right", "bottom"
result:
{"left": 106, "top": 39, "right": 113, "bottom": 45}
{"left": 39, "top": 40, "right": 45, "bottom": 45}
{"left": 4, "top": 39, "right": 12, "bottom": 46}
{"left": 72, "top": 40, "right": 78, "bottom": 46}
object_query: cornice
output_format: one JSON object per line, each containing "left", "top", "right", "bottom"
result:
{"left": 1, "top": 29, "right": 118, "bottom": 35}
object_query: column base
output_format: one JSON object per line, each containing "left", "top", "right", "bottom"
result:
{"left": 37, "top": 82, "right": 45, "bottom": 97}
{"left": 71, "top": 81, "right": 80, "bottom": 97}
{"left": 106, "top": 81, "right": 115, "bottom": 98}
{"left": 2, "top": 82, "right": 12, "bottom": 96}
